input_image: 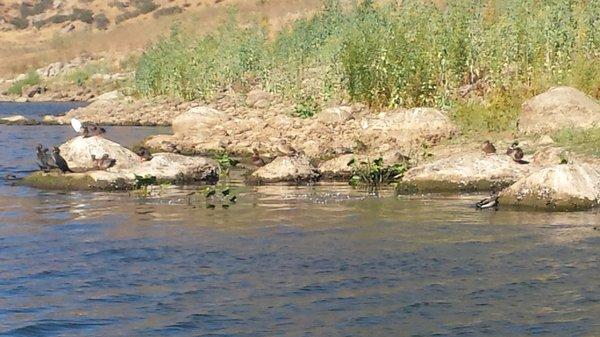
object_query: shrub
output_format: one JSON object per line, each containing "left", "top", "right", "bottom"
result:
{"left": 73, "top": 8, "right": 94, "bottom": 24}
{"left": 94, "top": 13, "right": 110, "bottom": 30}
{"left": 7, "top": 71, "right": 41, "bottom": 96}
{"left": 152, "top": 6, "right": 183, "bottom": 19}
{"left": 9, "top": 17, "right": 29, "bottom": 30}
{"left": 132, "top": 0, "right": 158, "bottom": 14}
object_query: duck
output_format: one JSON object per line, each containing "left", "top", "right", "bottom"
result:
{"left": 90, "top": 125, "right": 106, "bottom": 137}
{"left": 91, "top": 154, "right": 116, "bottom": 170}
{"left": 506, "top": 142, "right": 527, "bottom": 164}
{"left": 481, "top": 140, "right": 496, "bottom": 155}
{"left": 476, "top": 191, "right": 499, "bottom": 210}
{"left": 251, "top": 148, "right": 265, "bottom": 167}
{"left": 36, "top": 144, "right": 52, "bottom": 172}
{"left": 51, "top": 146, "right": 73, "bottom": 173}
{"left": 277, "top": 139, "right": 297, "bottom": 157}
{"left": 137, "top": 147, "right": 153, "bottom": 161}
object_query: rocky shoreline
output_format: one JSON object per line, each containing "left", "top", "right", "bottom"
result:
{"left": 12, "top": 85, "right": 600, "bottom": 211}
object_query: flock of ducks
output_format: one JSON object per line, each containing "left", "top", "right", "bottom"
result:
{"left": 35, "top": 118, "right": 156, "bottom": 174}
{"left": 476, "top": 139, "right": 529, "bottom": 210}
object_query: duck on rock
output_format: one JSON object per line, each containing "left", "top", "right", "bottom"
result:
{"left": 481, "top": 140, "right": 496, "bottom": 155}
{"left": 506, "top": 142, "right": 528, "bottom": 164}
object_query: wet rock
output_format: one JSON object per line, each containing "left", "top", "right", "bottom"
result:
{"left": 360, "top": 107, "right": 458, "bottom": 144}
{"left": 317, "top": 106, "right": 353, "bottom": 124}
{"left": 398, "top": 152, "right": 533, "bottom": 192}
{"left": 519, "top": 86, "right": 600, "bottom": 134}
{"left": 0, "top": 115, "right": 38, "bottom": 125}
{"left": 59, "top": 136, "right": 141, "bottom": 171}
{"left": 248, "top": 155, "right": 319, "bottom": 184}
{"left": 22, "top": 153, "right": 219, "bottom": 190}
{"left": 499, "top": 164, "right": 600, "bottom": 210}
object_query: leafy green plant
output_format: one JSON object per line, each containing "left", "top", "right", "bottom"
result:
{"left": 553, "top": 127, "right": 600, "bottom": 157}
{"left": 214, "top": 152, "right": 239, "bottom": 176}
{"left": 292, "top": 94, "right": 320, "bottom": 118}
{"left": 134, "top": 174, "right": 157, "bottom": 189}
{"left": 7, "top": 71, "right": 40, "bottom": 96}
{"left": 347, "top": 157, "right": 408, "bottom": 190}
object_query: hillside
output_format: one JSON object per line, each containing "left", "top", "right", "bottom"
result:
{"left": 0, "top": 0, "right": 322, "bottom": 76}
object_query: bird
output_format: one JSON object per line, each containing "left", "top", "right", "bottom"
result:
{"left": 70, "top": 117, "right": 83, "bottom": 134}
{"left": 476, "top": 191, "right": 499, "bottom": 210}
{"left": 36, "top": 144, "right": 53, "bottom": 172}
{"left": 221, "top": 187, "right": 230, "bottom": 196}
{"left": 251, "top": 148, "right": 265, "bottom": 167}
{"left": 481, "top": 140, "right": 496, "bottom": 155}
{"left": 91, "top": 154, "right": 116, "bottom": 170}
{"left": 51, "top": 146, "right": 73, "bottom": 173}
{"left": 90, "top": 126, "right": 106, "bottom": 137}
{"left": 165, "top": 143, "right": 181, "bottom": 154}
{"left": 137, "top": 147, "right": 153, "bottom": 161}
{"left": 277, "top": 139, "right": 297, "bottom": 157}
{"left": 507, "top": 142, "right": 528, "bottom": 164}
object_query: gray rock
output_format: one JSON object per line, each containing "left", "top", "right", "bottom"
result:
{"left": 519, "top": 86, "right": 600, "bottom": 134}
{"left": 399, "top": 152, "right": 533, "bottom": 192}
{"left": 249, "top": 155, "right": 319, "bottom": 184}
{"left": 317, "top": 106, "right": 353, "bottom": 124}
{"left": 499, "top": 164, "right": 600, "bottom": 210}
{"left": 59, "top": 136, "right": 142, "bottom": 171}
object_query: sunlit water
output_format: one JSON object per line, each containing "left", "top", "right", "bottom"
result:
{"left": 1, "top": 104, "right": 599, "bottom": 336}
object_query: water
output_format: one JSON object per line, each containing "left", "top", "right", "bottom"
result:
{"left": 0, "top": 101, "right": 88, "bottom": 120}
{"left": 1, "top": 104, "right": 600, "bottom": 336}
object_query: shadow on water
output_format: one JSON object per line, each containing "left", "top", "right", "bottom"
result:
{"left": 0, "top": 106, "right": 599, "bottom": 336}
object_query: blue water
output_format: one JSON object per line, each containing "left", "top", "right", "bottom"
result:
{"left": 1, "top": 104, "right": 599, "bottom": 336}
{"left": 0, "top": 101, "right": 88, "bottom": 120}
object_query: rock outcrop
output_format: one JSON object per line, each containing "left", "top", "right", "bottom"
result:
{"left": 398, "top": 152, "right": 533, "bottom": 192}
{"left": 519, "top": 86, "right": 600, "bottom": 134}
{"left": 499, "top": 164, "right": 600, "bottom": 210}
{"left": 59, "top": 136, "right": 141, "bottom": 170}
{"left": 0, "top": 115, "right": 38, "bottom": 125}
{"left": 248, "top": 155, "right": 319, "bottom": 184}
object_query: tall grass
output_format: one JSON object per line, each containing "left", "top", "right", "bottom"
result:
{"left": 135, "top": 0, "right": 600, "bottom": 131}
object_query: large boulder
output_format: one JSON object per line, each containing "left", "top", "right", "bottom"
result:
{"left": 499, "top": 164, "right": 600, "bottom": 210}
{"left": 360, "top": 107, "right": 458, "bottom": 143}
{"left": 318, "top": 154, "right": 356, "bottom": 179}
{"left": 23, "top": 152, "right": 220, "bottom": 190}
{"left": 519, "top": 86, "right": 600, "bottom": 134}
{"left": 172, "top": 107, "right": 229, "bottom": 138}
{"left": 317, "top": 106, "right": 353, "bottom": 124}
{"left": 398, "top": 152, "right": 533, "bottom": 192}
{"left": 248, "top": 155, "right": 319, "bottom": 184}
{"left": 59, "top": 136, "right": 141, "bottom": 171}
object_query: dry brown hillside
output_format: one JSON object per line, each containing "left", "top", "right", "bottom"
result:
{"left": 0, "top": 0, "right": 322, "bottom": 77}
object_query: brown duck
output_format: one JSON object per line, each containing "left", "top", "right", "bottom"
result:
{"left": 91, "top": 154, "right": 116, "bottom": 170}
{"left": 137, "top": 147, "right": 153, "bottom": 161}
{"left": 507, "top": 142, "right": 527, "bottom": 164}
{"left": 251, "top": 149, "right": 266, "bottom": 167}
{"left": 481, "top": 140, "right": 496, "bottom": 155}
{"left": 277, "top": 139, "right": 297, "bottom": 157}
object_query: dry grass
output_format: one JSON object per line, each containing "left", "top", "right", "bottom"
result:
{"left": 0, "top": 0, "right": 323, "bottom": 77}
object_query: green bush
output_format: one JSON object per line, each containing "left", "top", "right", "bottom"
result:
{"left": 94, "top": 13, "right": 110, "bottom": 30}
{"left": 134, "top": 0, "right": 600, "bottom": 132}
{"left": 9, "top": 17, "right": 29, "bottom": 30}
{"left": 7, "top": 71, "right": 41, "bottom": 96}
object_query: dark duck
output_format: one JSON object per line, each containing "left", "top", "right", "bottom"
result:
{"left": 506, "top": 142, "right": 528, "bottom": 164}
{"left": 476, "top": 190, "right": 499, "bottom": 210}
{"left": 481, "top": 140, "right": 496, "bottom": 155}
{"left": 51, "top": 146, "right": 73, "bottom": 173}
{"left": 36, "top": 144, "right": 53, "bottom": 172}
{"left": 137, "top": 147, "right": 153, "bottom": 161}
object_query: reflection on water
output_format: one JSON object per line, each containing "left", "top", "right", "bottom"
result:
{"left": 1, "top": 124, "right": 599, "bottom": 336}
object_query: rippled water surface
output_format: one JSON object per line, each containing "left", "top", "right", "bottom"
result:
{"left": 1, "top": 104, "right": 600, "bottom": 336}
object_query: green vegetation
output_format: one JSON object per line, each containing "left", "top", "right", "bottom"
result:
{"left": 348, "top": 157, "right": 408, "bottom": 190}
{"left": 135, "top": 0, "right": 600, "bottom": 131}
{"left": 7, "top": 71, "right": 41, "bottom": 96}
{"left": 554, "top": 127, "right": 600, "bottom": 157}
